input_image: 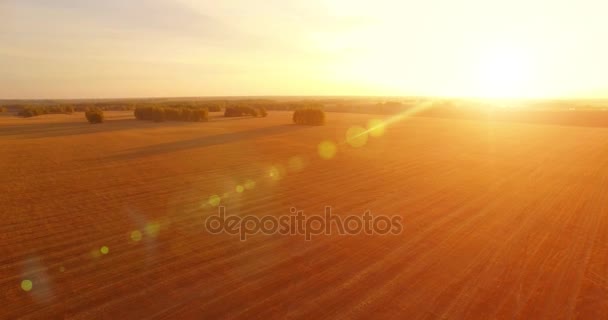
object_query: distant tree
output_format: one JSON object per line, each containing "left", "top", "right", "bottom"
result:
{"left": 293, "top": 108, "right": 325, "bottom": 125}
{"left": 133, "top": 106, "right": 208, "bottom": 122}
{"left": 224, "top": 105, "right": 266, "bottom": 117}
{"left": 258, "top": 107, "right": 268, "bottom": 117}
{"left": 85, "top": 109, "right": 104, "bottom": 124}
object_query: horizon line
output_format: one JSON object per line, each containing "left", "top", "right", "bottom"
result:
{"left": 2, "top": 95, "right": 608, "bottom": 102}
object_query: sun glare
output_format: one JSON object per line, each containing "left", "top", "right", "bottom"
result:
{"left": 473, "top": 45, "right": 534, "bottom": 98}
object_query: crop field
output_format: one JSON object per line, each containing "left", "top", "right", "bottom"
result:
{"left": 2, "top": 110, "right": 608, "bottom": 319}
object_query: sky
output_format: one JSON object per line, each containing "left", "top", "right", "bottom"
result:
{"left": 1, "top": 0, "right": 608, "bottom": 99}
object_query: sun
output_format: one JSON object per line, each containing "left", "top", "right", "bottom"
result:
{"left": 473, "top": 45, "right": 533, "bottom": 98}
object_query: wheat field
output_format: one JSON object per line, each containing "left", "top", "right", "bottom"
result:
{"left": 1, "top": 111, "right": 608, "bottom": 319}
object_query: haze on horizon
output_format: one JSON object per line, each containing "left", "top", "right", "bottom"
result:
{"left": 1, "top": 0, "right": 607, "bottom": 99}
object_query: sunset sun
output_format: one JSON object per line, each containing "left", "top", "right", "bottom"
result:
{"left": 473, "top": 45, "right": 534, "bottom": 98}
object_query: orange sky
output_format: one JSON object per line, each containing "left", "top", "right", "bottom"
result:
{"left": 1, "top": 0, "right": 608, "bottom": 99}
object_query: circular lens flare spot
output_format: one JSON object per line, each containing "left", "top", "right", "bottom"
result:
{"left": 318, "top": 141, "right": 337, "bottom": 159}
{"left": 346, "top": 126, "right": 368, "bottom": 148}
{"left": 100, "top": 246, "right": 109, "bottom": 255}
{"left": 208, "top": 195, "right": 221, "bottom": 207}
{"left": 130, "top": 230, "right": 142, "bottom": 242}
{"left": 367, "top": 119, "right": 386, "bottom": 138}
{"left": 244, "top": 179, "right": 256, "bottom": 190}
{"left": 145, "top": 222, "right": 161, "bottom": 237}
{"left": 269, "top": 167, "right": 278, "bottom": 178}
{"left": 21, "top": 279, "right": 33, "bottom": 292}
{"left": 269, "top": 166, "right": 285, "bottom": 180}
{"left": 236, "top": 185, "right": 244, "bottom": 193}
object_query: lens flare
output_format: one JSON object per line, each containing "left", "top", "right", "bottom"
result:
{"left": 269, "top": 167, "right": 278, "bottom": 178}
{"left": 145, "top": 222, "right": 161, "bottom": 237}
{"left": 355, "top": 102, "right": 434, "bottom": 139}
{"left": 269, "top": 166, "right": 285, "bottom": 180}
{"left": 346, "top": 126, "right": 368, "bottom": 148}
{"left": 367, "top": 119, "right": 386, "bottom": 137}
{"left": 21, "top": 279, "right": 33, "bottom": 292}
{"left": 236, "top": 185, "right": 244, "bottom": 193}
{"left": 130, "top": 230, "right": 142, "bottom": 242}
{"left": 208, "top": 195, "right": 221, "bottom": 207}
{"left": 100, "top": 246, "right": 109, "bottom": 255}
{"left": 318, "top": 141, "right": 337, "bottom": 159}
{"left": 244, "top": 179, "right": 256, "bottom": 190}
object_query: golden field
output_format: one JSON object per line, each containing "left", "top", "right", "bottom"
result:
{"left": 1, "top": 110, "right": 608, "bottom": 319}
